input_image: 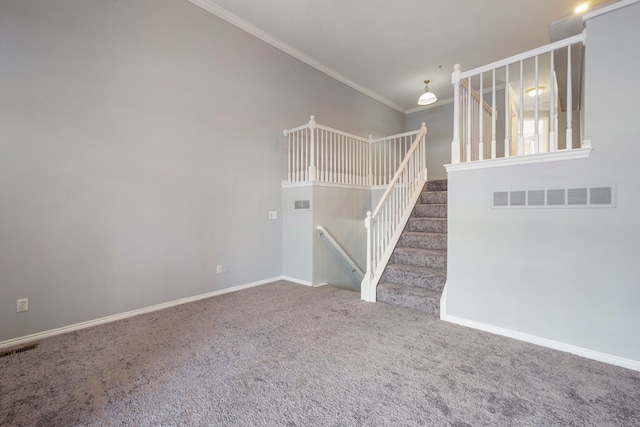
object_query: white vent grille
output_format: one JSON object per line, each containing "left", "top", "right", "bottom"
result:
{"left": 492, "top": 185, "right": 615, "bottom": 209}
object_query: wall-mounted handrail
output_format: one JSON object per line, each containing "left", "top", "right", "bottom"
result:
{"left": 316, "top": 225, "right": 364, "bottom": 279}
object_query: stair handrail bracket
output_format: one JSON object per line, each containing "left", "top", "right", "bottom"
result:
{"left": 361, "top": 123, "right": 428, "bottom": 302}
{"left": 452, "top": 33, "right": 586, "bottom": 166}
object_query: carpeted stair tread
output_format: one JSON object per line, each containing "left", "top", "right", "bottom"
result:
{"left": 414, "top": 203, "right": 447, "bottom": 218}
{"left": 393, "top": 247, "right": 447, "bottom": 268}
{"left": 377, "top": 282, "right": 441, "bottom": 314}
{"left": 426, "top": 179, "right": 447, "bottom": 191}
{"left": 408, "top": 217, "right": 447, "bottom": 233}
{"left": 382, "top": 263, "right": 446, "bottom": 291}
{"left": 377, "top": 179, "right": 448, "bottom": 316}
{"left": 421, "top": 191, "right": 447, "bottom": 204}
{"left": 399, "top": 232, "right": 447, "bottom": 250}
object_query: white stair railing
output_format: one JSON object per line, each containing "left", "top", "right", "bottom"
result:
{"left": 361, "top": 123, "right": 428, "bottom": 302}
{"left": 460, "top": 80, "right": 496, "bottom": 162}
{"left": 370, "top": 130, "right": 421, "bottom": 186}
{"left": 284, "top": 116, "right": 421, "bottom": 186}
{"left": 452, "top": 33, "right": 585, "bottom": 163}
{"left": 316, "top": 225, "right": 364, "bottom": 280}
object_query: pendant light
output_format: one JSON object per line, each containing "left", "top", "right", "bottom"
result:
{"left": 417, "top": 79, "right": 438, "bottom": 106}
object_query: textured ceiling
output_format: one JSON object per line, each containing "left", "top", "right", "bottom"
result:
{"left": 202, "top": 0, "right": 610, "bottom": 112}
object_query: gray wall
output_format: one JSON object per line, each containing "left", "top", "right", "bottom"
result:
{"left": 282, "top": 184, "right": 371, "bottom": 292}
{"left": 445, "top": 2, "right": 640, "bottom": 362}
{"left": 282, "top": 186, "right": 313, "bottom": 284}
{"left": 313, "top": 186, "right": 370, "bottom": 291}
{"left": 0, "top": 0, "right": 404, "bottom": 342}
{"left": 405, "top": 103, "right": 454, "bottom": 181}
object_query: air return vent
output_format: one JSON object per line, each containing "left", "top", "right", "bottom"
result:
{"left": 492, "top": 185, "right": 615, "bottom": 209}
{"left": 294, "top": 200, "right": 310, "bottom": 210}
{"left": 0, "top": 342, "right": 38, "bottom": 358}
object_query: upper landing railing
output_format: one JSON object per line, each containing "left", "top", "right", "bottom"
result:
{"left": 452, "top": 33, "right": 588, "bottom": 164}
{"left": 284, "top": 116, "right": 422, "bottom": 186}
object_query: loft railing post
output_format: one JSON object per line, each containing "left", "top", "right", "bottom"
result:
{"left": 550, "top": 50, "right": 556, "bottom": 152}
{"left": 421, "top": 122, "right": 428, "bottom": 180}
{"left": 504, "top": 64, "right": 510, "bottom": 157}
{"left": 451, "top": 64, "right": 461, "bottom": 164}
{"left": 361, "top": 211, "right": 374, "bottom": 302}
{"left": 368, "top": 135, "right": 373, "bottom": 186}
{"left": 479, "top": 73, "right": 484, "bottom": 160}
{"left": 566, "top": 45, "right": 573, "bottom": 150}
{"left": 491, "top": 69, "right": 497, "bottom": 159}
{"left": 284, "top": 129, "right": 291, "bottom": 182}
{"left": 308, "top": 115, "right": 317, "bottom": 180}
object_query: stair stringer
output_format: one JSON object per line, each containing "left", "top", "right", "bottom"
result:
{"left": 362, "top": 179, "right": 427, "bottom": 302}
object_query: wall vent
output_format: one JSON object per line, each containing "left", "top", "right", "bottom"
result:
{"left": 0, "top": 342, "right": 38, "bottom": 358}
{"left": 294, "top": 200, "right": 310, "bottom": 210}
{"left": 492, "top": 185, "right": 615, "bottom": 209}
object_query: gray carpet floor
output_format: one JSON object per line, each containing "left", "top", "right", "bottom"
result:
{"left": 1, "top": 280, "right": 639, "bottom": 426}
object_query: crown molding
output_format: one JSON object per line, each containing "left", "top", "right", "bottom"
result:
{"left": 186, "top": 0, "right": 405, "bottom": 113}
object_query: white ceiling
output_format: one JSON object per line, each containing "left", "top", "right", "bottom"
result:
{"left": 195, "top": 0, "right": 608, "bottom": 113}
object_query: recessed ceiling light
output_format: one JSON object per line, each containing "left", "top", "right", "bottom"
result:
{"left": 575, "top": 3, "right": 589, "bottom": 13}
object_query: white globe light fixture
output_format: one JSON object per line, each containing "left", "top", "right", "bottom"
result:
{"left": 417, "top": 80, "right": 438, "bottom": 106}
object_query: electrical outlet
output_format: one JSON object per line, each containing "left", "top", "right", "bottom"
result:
{"left": 17, "top": 298, "right": 28, "bottom": 313}
{"left": 216, "top": 265, "right": 222, "bottom": 274}
{"left": 268, "top": 211, "right": 277, "bottom": 219}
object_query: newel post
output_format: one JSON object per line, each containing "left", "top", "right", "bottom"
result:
{"left": 451, "top": 64, "right": 461, "bottom": 164}
{"left": 308, "top": 115, "right": 317, "bottom": 181}
{"left": 361, "top": 211, "right": 374, "bottom": 302}
{"left": 421, "top": 122, "right": 428, "bottom": 180}
{"left": 368, "top": 135, "right": 373, "bottom": 186}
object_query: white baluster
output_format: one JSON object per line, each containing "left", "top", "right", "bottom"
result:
{"left": 491, "top": 69, "right": 496, "bottom": 159}
{"left": 452, "top": 64, "right": 461, "bottom": 164}
{"left": 549, "top": 50, "right": 556, "bottom": 152}
{"left": 368, "top": 136, "right": 373, "bottom": 186}
{"left": 479, "top": 73, "right": 484, "bottom": 160}
{"left": 308, "top": 116, "right": 316, "bottom": 181}
{"left": 466, "top": 77, "right": 472, "bottom": 162}
{"left": 518, "top": 61, "right": 524, "bottom": 156}
{"left": 566, "top": 45, "right": 572, "bottom": 150}
{"left": 534, "top": 55, "right": 540, "bottom": 154}
{"left": 504, "top": 64, "right": 510, "bottom": 157}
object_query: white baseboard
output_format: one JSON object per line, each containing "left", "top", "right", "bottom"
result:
{"left": 281, "top": 276, "right": 314, "bottom": 287}
{"left": 0, "top": 276, "right": 281, "bottom": 350}
{"left": 439, "top": 281, "right": 448, "bottom": 320}
{"left": 443, "top": 314, "right": 640, "bottom": 372}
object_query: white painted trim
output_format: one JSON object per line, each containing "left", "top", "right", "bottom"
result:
{"left": 282, "top": 181, "right": 372, "bottom": 190}
{"left": 439, "top": 281, "right": 448, "bottom": 320}
{"left": 459, "top": 35, "right": 584, "bottom": 79}
{"left": 445, "top": 147, "right": 593, "bottom": 173}
{"left": 405, "top": 96, "right": 454, "bottom": 115}
{"left": 583, "top": 0, "right": 640, "bottom": 21}
{"left": 0, "top": 277, "right": 281, "bottom": 350}
{"left": 442, "top": 314, "right": 640, "bottom": 372}
{"left": 280, "top": 276, "right": 313, "bottom": 287}
{"left": 185, "top": 0, "right": 404, "bottom": 113}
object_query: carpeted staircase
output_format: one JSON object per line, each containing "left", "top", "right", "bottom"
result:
{"left": 377, "top": 179, "right": 447, "bottom": 315}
